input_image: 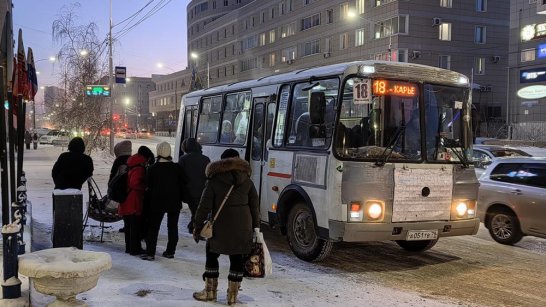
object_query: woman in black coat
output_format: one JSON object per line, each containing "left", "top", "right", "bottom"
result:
{"left": 52, "top": 137, "right": 93, "bottom": 190}
{"left": 193, "top": 149, "right": 260, "bottom": 305}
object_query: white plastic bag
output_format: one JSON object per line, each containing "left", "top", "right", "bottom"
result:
{"left": 255, "top": 229, "right": 272, "bottom": 277}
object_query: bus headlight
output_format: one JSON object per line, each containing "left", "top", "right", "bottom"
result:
{"left": 365, "top": 200, "right": 384, "bottom": 221}
{"left": 451, "top": 200, "right": 476, "bottom": 219}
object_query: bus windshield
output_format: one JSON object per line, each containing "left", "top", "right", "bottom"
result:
{"left": 335, "top": 77, "right": 421, "bottom": 161}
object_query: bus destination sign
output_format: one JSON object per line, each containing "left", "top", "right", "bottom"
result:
{"left": 372, "top": 80, "right": 417, "bottom": 97}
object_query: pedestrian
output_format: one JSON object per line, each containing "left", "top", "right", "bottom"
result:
{"left": 192, "top": 149, "right": 260, "bottom": 305}
{"left": 110, "top": 140, "right": 132, "bottom": 233}
{"left": 118, "top": 147, "right": 148, "bottom": 256}
{"left": 24, "top": 130, "right": 31, "bottom": 150}
{"left": 32, "top": 132, "right": 38, "bottom": 149}
{"left": 168, "top": 128, "right": 172, "bottom": 137}
{"left": 142, "top": 142, "right": 187, "bottom": 260}
{"left": 52, "top": 137, "right": 93, "bottom": 190}
{"left": 178, "top": 138, "right": 210, "bottom": 234}
{"left": 136, "top": 145, "right": 155, "bottom": 249}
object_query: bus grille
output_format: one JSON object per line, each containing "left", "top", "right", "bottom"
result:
{"left": 392, "top": 167, "right": 453, "bottom": 222}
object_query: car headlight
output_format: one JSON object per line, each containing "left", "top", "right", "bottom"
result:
{"left": 451, "top": 200, "right": 476, "bottom": 219}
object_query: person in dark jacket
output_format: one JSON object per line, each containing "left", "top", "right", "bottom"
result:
{"left": 118, "top": 150, "right": 147, "bottom": 256}
{"left": 32, "top": 132, "right": 38, "bottom": 149}
{"left": 24, "top": 130, "right": 32, "bottom": 149}
{"left": 109, "top": 140, "right": 132, "bottom": 183}
{"left": 52, "top": 137, "right": 94, "bottom": 190}
{"left": 178, "top": 138, "right": 210, "bottom": 234}
{"left": 142, "top": 142, "right": 187, "bottom": 260}
{"left": 192, "top": 149, "right": 260, "bottom": 305}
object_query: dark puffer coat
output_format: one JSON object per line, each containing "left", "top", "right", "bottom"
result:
{"left": 178, "top": 139, "right": 210, "bottom": 200}
{"left": 194, "top": 158, "right": 260, "bottom": 255}
{"left": 146, "top": 159, "right": 188, "bottom": 213}
{"left": 52, "top": 137, "right": 94, "bottom": 190}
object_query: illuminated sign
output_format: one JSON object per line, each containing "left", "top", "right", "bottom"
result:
{"left": 538, "top": 44, "right": 546, "bottom": 58}
{"left": 520, "top": 67, "right": 546, "bottom": 83}
{"left": 517, "top": 85, "right": 546, "bottom": 99}
{"left": 85, "top": 85, "right": 111, "bottom": 97}
{"left": 521, "top": 23, "right": 546, "bottom": 41}
{"left": 372, "top": 80, "right": 418, "bottom": 97}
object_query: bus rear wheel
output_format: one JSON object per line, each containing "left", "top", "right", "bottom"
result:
{"left": 286, "top": 203, "right": 333, "bottom": 262}
{"left": 395, "top": 239, "right": 438, "bottom": 252}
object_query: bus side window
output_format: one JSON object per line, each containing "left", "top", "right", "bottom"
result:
{"left": 264, "top": 102, "right": 276, "bottom": 160}
{"left": 196, "top": 96, "right": 222, "bottom": 144}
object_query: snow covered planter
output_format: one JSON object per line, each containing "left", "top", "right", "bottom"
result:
{"left": 18, "top": 247, "right": 112, "bottom": 307}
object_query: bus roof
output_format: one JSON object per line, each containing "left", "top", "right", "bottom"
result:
{"left": 183, "top": 60, "right": 469, "bottom": 100}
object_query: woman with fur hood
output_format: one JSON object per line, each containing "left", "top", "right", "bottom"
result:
{"left": 193, "top": 149, "right": 260, "bottom": 305}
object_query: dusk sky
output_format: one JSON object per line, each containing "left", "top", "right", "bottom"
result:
{"left": 12, "top": 0, "right": 188, "bottom": 101}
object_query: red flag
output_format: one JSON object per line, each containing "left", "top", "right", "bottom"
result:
{"left": 13, "top": 29, "right": 29, "bottom": 100}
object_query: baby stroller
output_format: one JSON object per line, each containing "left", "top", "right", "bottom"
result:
{"left": 83, "top": 177, "right": 122, "bottom": 242}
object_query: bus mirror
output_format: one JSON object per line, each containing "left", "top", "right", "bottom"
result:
{"left": 309, "top": 124, "right": 326, "bottom": 139}
{"left": 309, "top": 92, "right": 326, "bottom": 125}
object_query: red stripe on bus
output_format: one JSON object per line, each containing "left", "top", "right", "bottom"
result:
{"left": 267, "top": 172, "right": 292, "bottom": 179}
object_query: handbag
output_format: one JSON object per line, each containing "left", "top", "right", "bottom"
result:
{"left": 244, "top": 229, "right": 272, "bottom": 278}
{"left": 200, "top": 185, "right": 234, "bottom": 239}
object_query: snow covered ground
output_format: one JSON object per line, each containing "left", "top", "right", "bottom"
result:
{"left": 7, "top": 139, "right": 545, "bottom": 306}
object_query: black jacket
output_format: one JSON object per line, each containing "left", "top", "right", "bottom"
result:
{"left": 194, "top": 158, "right": 260, "bottom": 255}
{"left": 52, "top": 138, "right": 94, "bottom": 190}
{"left": 146, "top": 159, "right": 188, "bottom": 212}
{"left": 109, "top": 155, "right": 130, "bottom": 183}
{"left": 178, "top": 151, "right": 210, "bottom": 200}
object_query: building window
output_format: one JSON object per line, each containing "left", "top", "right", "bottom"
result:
{"left": 439, "top": 23, "right": 451, "bottom": 41}
{"left": 241, "top": 57, "right": 259, "bottom": 71}
{"left": 280, "top": 2, "right": 285, "bottom": 15}
{"left": 340, "top": 3, "right": 350, "bottom": 20}
{"left": 438, "top": 55, "right": 451, "bottom": 69}
{"left": 259, "top": 33, "right": 266, "bottom": 46}
{"left": 269, "top": 29, "right": 276, "bottom": 43}
{"left": 301, "top": 13, "right": 321, "bottom": 31}
{"left": 327, "top": 9, "right": 333, "bottom": 24}
{"left": 476, "top": 0, "right": 487, "bottom": 12}
{"left": 269, "top": 53, "right": 276, "bottom": 66}
{"left": 340, "top": 32, "right": 349, "bottom": 49}
{"left": 271, "top": 7, "right": 275, "bottom": 19}
{"left": 213, "top": 1, "right": 217, "bottom": 9}
{"left": 224, "top": 0, "right": 228, "bottom": 6}
{"left": 374, "top": 15, "right": 408, "bottom": 39}
{"left": 281, "top": 22, "right": 296, "bottom": 38}
{"left": 304, "top": 0, "right": 311, "bottom": 5}
{"left": 242, "top": 35, "right": 258, "bottom": 52}
{"left": 237, "top": 0, "right": 241, "bottom": 3}
{"left": 356, "top": 0, "right": 365, "bottom": 14}
{"left": 397, "top": 49, "right": 408, "bottom": 62}
{"left": 303, "top": 39, "right": 320, "bottom": 56}
{"left": 282, "top": 46, "right": 297, "bottom": 62}
{"left": 261, "top": 11, "right": 265, "bottom": 23}
{"left": 373, "top": 0, "right": 395, "bottom": 7}
{"left": 475, "top": 26, "right": 486, "bottom": 44}
{"left": 355, "top": 28, "right": 365, "bottom": 46}
{"left": 474, "top": 57, "right": 485, "bottom": 75}
{"left": 440, "top": 0, "right": 452, "bottom": 7}
{"left": 324, "top": 38, "right": 331, "bottom": 53}
{"left": 521, "top": 49, "right": 535, "bottom": 62}
{"left": 251, "top": 16, "right": 255, "bottom": 27}
{"left": 288, "top": 0, "right": 293, "bottom": 11}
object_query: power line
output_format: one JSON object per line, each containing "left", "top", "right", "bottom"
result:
{"left": 114, "top": 0, "right": 174, "bottom": 41}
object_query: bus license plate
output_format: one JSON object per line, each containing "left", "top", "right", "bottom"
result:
{"left": 406, "top": 230, "right": 438, "bottom": 241}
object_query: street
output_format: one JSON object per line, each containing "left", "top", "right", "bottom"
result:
{"left": 18, "top": 137, "right": 546, "bottom": 306}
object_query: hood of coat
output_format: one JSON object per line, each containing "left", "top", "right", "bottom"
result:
{"left": 127, "top": 153, "right": 147, "bottom": 167}
{"left": 68, "top": 137, "right": 85, "bottom": 154}
{"left": 206, "top": 158, "right": 251, "bottom": 185}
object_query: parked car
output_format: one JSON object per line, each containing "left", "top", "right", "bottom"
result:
{"left": 472, "top": 145, "right": 532, "bottom": 178}
{"left": 33, "top": 128, "right": 51, "bottom": 138}
{"left": 477, "top": 157, "right": 546, "bottom": 245}
{"left": 39, "top": 130, "right": 60, "bottom": 144}
{"left": 51, "top": 132, "right": 71, "bottom": 147}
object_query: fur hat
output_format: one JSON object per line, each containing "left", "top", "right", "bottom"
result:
{"left": 156, "top": 142, "right": 172, "bottom": 158}
{"left": 114, "top": 140, "right": 132, "bottom": 157}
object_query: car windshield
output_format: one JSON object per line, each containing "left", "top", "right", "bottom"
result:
{"left": 335, "top": 77, "right": 421, "bottom": 161}
{"left": 489, "top": 149, "right": 531, "bottom": 157}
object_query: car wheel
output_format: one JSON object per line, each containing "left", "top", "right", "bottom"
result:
{"left": 286, "top": 203, "right": 333, "bottom": 262}
{"left": 395, "top": 239, "right": 438, "bottom": 252}
{"left": 487, "top": 210, "right": 523, "bottom": 245}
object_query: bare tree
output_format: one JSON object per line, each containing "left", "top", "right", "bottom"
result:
{"left": 51, "top": 3, "right": 109, "bottom": 152}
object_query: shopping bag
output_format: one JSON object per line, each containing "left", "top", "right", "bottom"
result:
{"left": 256, "top": 230, "right": 272, "bottom": 277}
{"left": 244, "top": 230, "right": 272, "bottom": 278}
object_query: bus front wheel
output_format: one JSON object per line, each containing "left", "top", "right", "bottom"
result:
{"left": 395, "top": 239, "right": 438, "bottom": 252}
{"left": 286, "top": 203, "right": 333, "bottom": 262}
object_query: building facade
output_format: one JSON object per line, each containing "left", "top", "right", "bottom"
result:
{"left": 186, "top": 0, "right": 509, "bottom": 136}
{"left": 113, "top": 77, "right": 155, "bottom": 131}
{"left": 149, "top": 71, "right": 192, "bottom": 132}
{"left": 509, "top": 0, "right": 546, "bottom": 140}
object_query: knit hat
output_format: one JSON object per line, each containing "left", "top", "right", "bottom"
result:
{"left": 156, "top": 142, "right": 172, "bottom": 158}
{"left": 114, "top": 140, "right": 132, "bottom": 157}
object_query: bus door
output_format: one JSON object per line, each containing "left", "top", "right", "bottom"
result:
{"left": 249, "top": 97, "right": 276, "bottom": 220}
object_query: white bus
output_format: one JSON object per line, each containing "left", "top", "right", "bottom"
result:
{"left": 175, "top": 61, "right": 480, "bottom": 261}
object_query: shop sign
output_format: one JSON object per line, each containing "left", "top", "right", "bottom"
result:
{"left": 517, "top": 85, "right": 546, "bottom": 99}
{"left": 520, "top": 67, "right": 546, "bottom": 83}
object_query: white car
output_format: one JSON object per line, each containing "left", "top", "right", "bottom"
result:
{"left": 472, "top": 145, "right": 532, "bottom": 178}
{"left": 39, "top": 130, "right": 69, "bottom": 144}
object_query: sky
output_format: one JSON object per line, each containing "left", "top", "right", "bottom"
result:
{"left": 12, "top": 0, "right": 188, "bottom": 101}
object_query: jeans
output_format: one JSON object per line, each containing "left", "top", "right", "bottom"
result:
{"left": 146, "top": 211, "right": 180, "bottom": 256}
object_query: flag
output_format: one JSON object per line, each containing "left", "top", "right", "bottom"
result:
{"left": 27, "top": 47, "right": 38, "bottom": 99}
{"left": 13, "top": 28, "right": 29, "bottom": 100}
{"left": 190, "top": 64, "right": 202, "bottom": 91}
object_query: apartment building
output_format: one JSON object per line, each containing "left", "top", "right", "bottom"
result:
{"left": 113, "top": 77, "right": 155, "bottom": 131}
{"left": 509, "top": 0, "right": 546, "bottom": 140}
{"left": 149, "top": 71, "right": 192, "bottom": 132}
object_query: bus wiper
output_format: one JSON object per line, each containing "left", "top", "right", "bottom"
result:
{"left": 375, "top": 125, "right": 405, "bottom": 167}
{"left": 441, "top": 137, "right": 469, "bottom": 168}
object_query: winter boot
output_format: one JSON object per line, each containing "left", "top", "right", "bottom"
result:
{"left": 227, "top": 280, "right": 241, "bottom": 305}
{"left": 193, "top": 277, "right": 218, "bottom": 302}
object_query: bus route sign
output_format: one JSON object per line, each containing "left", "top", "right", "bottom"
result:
{"left": 85, "top": 85, "right": 111, "bottom": 97}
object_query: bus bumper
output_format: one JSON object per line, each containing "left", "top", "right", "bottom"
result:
{"left": 328, "top": 218, "right": 480, "bottom": 242}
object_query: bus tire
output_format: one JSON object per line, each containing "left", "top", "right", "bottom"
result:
{"left": 395, "top": 239, "right": 438, "bottom": 252}
{"left": 286, "top": 203, "right": 333, "bottom": 262}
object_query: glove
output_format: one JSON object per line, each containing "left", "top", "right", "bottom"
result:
{"left": 193, "top": 229, "right": 200, "bottom": 243}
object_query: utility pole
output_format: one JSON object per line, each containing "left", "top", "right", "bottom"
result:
{"left": 108, "top": 0, "right": 114, "bottom": 155}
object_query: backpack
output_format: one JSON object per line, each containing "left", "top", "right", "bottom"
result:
{"left": 107, "top": 164, "right": 130, "bottom": 203}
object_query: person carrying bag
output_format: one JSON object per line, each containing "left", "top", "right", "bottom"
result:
{"left": 193, "top": 149, "right": 260, "bottom": 305}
